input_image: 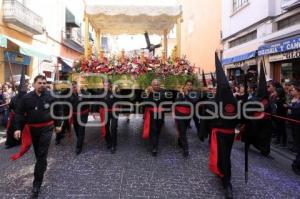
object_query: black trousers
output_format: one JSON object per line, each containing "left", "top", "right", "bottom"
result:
{"left": 217, "top": 132, "right": 235, "bottom": 188}
{"left": 175, "top": 111, "right": 190, "bottom": 150}
{"left": 73, "top": 114, "right": 89, "bottom": 148}
{"left": 5, "top": 115, "right": 21, "bottom": 147}
{"left": 150, "top": 112, "right": 163, "bottom": 149}
{"left": 105, "top": 112, "right": 118, "bottom": 147}
{"left": 30, "top": 126, "right": 53, "bottom": 188}
{"left": 275, "top": 119, "right": 287, "bottom": 144}
{"left": 292, "top": 124, "right": 300, "bottom": 151}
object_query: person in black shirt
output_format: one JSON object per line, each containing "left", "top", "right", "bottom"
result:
{"left": 93, "top": 79, "right": 119, "bottom": 154}
{"left": 175, "top": 80, "right": 200, "bottom": 157}
{"left": 13, "top": 75, "right": 62, "bottom": 198}
{"left": 54, "top": 88, "right": 71, "bottom": 145}
{"left": 67, "top": 81, "right": 90, "bottom": 155}
{"left": 143, "top": 79, "right": 166, "bottom": 156}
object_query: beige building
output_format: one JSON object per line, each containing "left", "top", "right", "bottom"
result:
{"left": 179, "top": 0, "right": 222, "bottom": 73}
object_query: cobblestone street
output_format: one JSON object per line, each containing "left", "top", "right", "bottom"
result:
{"left": 1, "top": 115, "right": 300, "bottom": 199}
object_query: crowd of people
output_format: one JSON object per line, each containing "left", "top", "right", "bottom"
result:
{"left": 0, "top": 82, "right": 14, "bottom": 129}
{"left": 231, "top": 79, "right": 300, "bottom": 157}
{"left": 1, "top": 62, "right": 300, "bottom": 198}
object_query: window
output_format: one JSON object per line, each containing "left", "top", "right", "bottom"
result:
{"left": 277, "top": 13, "right": 300, "bottom": 30}
{"left": 233, "top": 0, "right": 249, "bottom": 12}
{"left": 229, "top": 30, "right": 257, "bottom": 48}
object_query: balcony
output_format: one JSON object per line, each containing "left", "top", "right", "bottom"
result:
{"left": 62, "top": 28, "right": 84, "bottom": 54}
{"left": 281, "top": 0, "right": 300, "bottom": 10}
{"left": 2, "top": 0, "right": 43, "bottom": 35}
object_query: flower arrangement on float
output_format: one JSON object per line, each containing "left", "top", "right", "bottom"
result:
{"left": 70, "top": 50, "right": 201, "bottom": 90}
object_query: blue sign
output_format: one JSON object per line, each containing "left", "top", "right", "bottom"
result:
{"left": 222, "top": 51, "right": 257, "bottom": 65}
{"left": 258, "top": 35, "right": 300, "bottom": 56}
{"left": 4, "top": 51, "right": 31, "bottom": 65}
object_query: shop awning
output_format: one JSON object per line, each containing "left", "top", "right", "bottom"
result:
{"left": 58, "top": 57, "right": 73, "bottom": 72}
{"left": 258, "top": 35, "right": 300, "bottom": 56}
{"left": 222, "top": 51, "right": 257, "bottom": 65}
{"left": 85, "top": 0, "right": 182, "bottom": 35}
{"left": 0, "top": 34, "right": 53, "bottom": 59}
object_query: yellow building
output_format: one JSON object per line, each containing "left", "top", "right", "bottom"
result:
{"left": 179, "top": 0, "right": 222, "bottom": 73}
{"left": 0, "top": 0, "right": 84, "bottom": 84}
{"left": 0, "top": 0, "right": 42, "bottom": 83}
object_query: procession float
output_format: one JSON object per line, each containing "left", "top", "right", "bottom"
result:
{"left": 55, "top": 0, "right": 203, "bottom": 96}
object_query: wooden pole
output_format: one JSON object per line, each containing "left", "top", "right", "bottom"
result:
{"left": 95, "top": 29, "right": 101, "bottom": 55}
{"left": 176, "top": 17, "right": 182, "bottom": 58}
{"left": 84, "top": 13, "right": 90, "bottom": 58}
{"left": 5, "top": 52, "right": 16, "bottom": 92}
{"left": 163, "top": 30, "right": 168, "bottom": 56}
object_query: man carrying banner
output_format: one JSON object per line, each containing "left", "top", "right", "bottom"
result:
{"left": 208, "top": 53, "right": 239, "bottom": 199}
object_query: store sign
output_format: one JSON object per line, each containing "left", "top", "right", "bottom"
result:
{"left": 269, "top": 49, "right": 300, "bottom": 62}
{"left": 4, "top": 51, "right": 31, "bottom": 65}
{"left": 258, "top": 35, "right": 300, "bottom": 56}
{"left": 225, "top": 58, "right": 257, "bottom": 69}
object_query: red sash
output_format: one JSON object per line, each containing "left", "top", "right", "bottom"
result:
{"left": 68, "top": 109, "right": 90, "bottom": 138}
{"left": 174, "top": 106, "right": 192, "bottom": 137}
{"left": 143, "top": 107, "right": 163, "bottom": 139}
{"left": 175, "top": 106, "right": 191, "bottom": 115}
{"left": 253, "top": 112, "right": 271, "bottom": 120}
{"left": 99, "top": 107, "right": 120, "bottom": 139}
{"left": 209, "top": 128, "right": 235, "bottom": 177}
{"left": 6, "top": 112, "right": 14, "bottom": 129}
{"left": 11, "top": 120, "right": 54, "bottom": 160}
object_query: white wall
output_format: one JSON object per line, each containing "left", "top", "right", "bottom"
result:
{"left": 222, "top": 0, "right": 282, "bottom": 39}
{"left": 25, "top": 0, "right": 84, "bottom": 42}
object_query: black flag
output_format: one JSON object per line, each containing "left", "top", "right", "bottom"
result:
{"left": 17, "top": 66, "right": 27, "bottom": 97}
{"left": 215, "top": 52, "right": 237, "bottom": 116}
{"left": 211, "top": 72, "right": 216, "bottom": 87}
{"left": 257, "top": 61, "right": 268, "bottom": 100}
{"left": 202, "top": 70, "right": 207, "bottom": 87}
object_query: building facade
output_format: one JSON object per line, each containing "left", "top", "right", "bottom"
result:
{"left": 0, "top": 0, "right": 84, "bottom": 83}
{"left": 222, "top": 0, "right": 300, "bottom": 84}
{"left": 179, "top": 0, "right": 222, "bottom": 73}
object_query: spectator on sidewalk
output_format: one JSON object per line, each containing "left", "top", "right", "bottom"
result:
{"left": 1, "top": 84, "right": 13, "bottom": 127}
{"left": 287, "top": 82, "right": 300, "bottom": 153}
{"left": 287, "top": 85, "right": 300, "bottom": 175}
{"left": 273, "top": 86, "right": 288, "bottom": 147}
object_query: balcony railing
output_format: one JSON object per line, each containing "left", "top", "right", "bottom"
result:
{"left": 2, "top": 0, "right": 43, "bottom": 35}
{"left": 62, "top": 28, "right": 84, "bottom": 53}
{"left": 281, "top": 0, "right": 300, "bottom": 10}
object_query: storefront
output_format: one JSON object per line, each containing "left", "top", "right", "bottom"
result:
{"left": 258, "top": 35, "right": 300, "bottom": 83}
{"left": 222, "top": 50, "right": 258, "bottom": 84}
{"left": 4, "top": 51, "right": 31, "bottom": 82}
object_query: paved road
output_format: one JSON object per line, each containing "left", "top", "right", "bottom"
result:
{"left": 0, "top": 115, "right": 300, "bottom": 199}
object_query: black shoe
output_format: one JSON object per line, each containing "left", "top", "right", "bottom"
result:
{"left": 273, "top": 140, "right": 280, "bottom": 145}
{"left": 106, "top": 143, "right": 112, "bottom": 149}
{"left": 152, "top": 148, "right": 158, "bottom": 157}
{"left": 183, "top": 149, "right": 189, "bottom": 158}
{"left": 292, "top": 164, "right": 300, "bottom": 176}
{"left": 279, "top": 143, "right": 287, "bottom": 148}
{"left": 5, "top": 145, "right": 14, "bottom": 149}
{"left": 224, "top": 183, "right": 233, "bottom": 199}
{"left": 55, "top": 139, "right": 60, "bottom": 145}
{"left": 178, "top": 139, "right": 183, "bottom": 148}
{"left": 289, "top": 147, "right": 298, "bottom": 153}
{"left": 75, "top": 147, "right": 82, "bottom": 155}
{"left": 31, "top": 186, "right": 40, "bottom": 198}
{"left": 111, "top": 146, "right": 116, "bottom": 154}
